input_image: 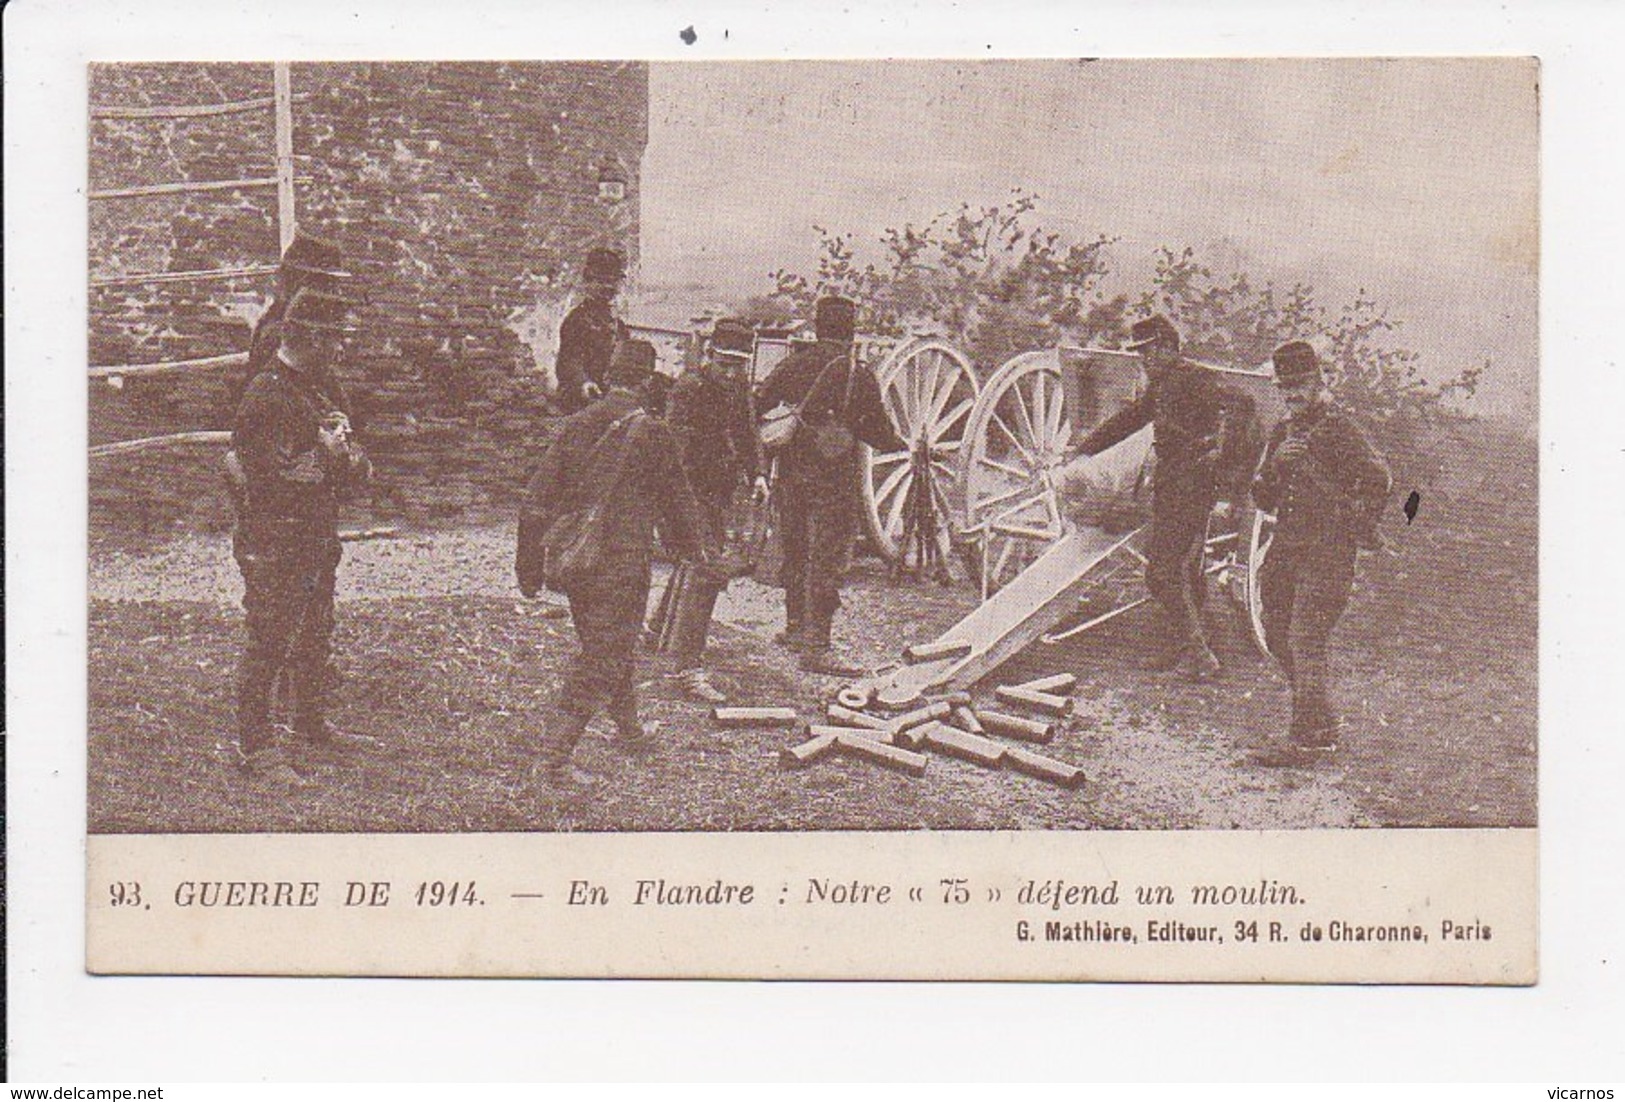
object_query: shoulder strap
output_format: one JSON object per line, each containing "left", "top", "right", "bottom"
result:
{"left": 793, "top": 350, "right": 854, "bottom": 419}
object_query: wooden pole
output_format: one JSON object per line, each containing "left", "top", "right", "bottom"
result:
{"left": 273, "top": 62, "right": 297, "bottom": 251}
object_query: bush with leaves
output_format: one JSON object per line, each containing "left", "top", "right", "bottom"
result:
{"left": 753, "top": 191, "right": 1128, "bottom": 374}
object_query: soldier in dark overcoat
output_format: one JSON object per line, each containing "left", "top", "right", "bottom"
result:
{"left": 230, "top": 286, "right": 373, "bottom": 783}
{"left": 1071, "top": 315, "right": 1255, "bottom": 681}
{"left": 663, "top": 318, "right": 769, "bottom": 703}
{"left": 524, "top": 339, "right": 704, "bottom": 776}
{"left": 552, "top": 247, "right": 628, "bottom": 414}
{"left": 1250, "top": 341, "right": 1392, "bottom": 766}
{"left": 757, "top": 296, "right": 904, "bottom": 675}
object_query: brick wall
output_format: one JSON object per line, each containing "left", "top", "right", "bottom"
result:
{"left": 88, "top": 61, "right": 648, "bottom": 542}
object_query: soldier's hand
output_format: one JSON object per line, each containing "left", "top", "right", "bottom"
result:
{"left": 751, "top": 475, "right": 771, "bottom": 505}
{"left": 582, "top": 381, "right": 603, "bottom": 402}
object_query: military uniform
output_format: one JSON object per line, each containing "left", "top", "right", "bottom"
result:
{"left": 664, "top": 320, "right": 764, "bottom": 681}
{"left": 524, "top": 342, "right": 703, "bottom": 771}
{"left": 757, "top": 298, "right": 903, "bottom": 665}
{"left": 230, "top": 292, "right": 369, "bottom": 761}
{"left": 1252, "top": 349, "right": 1391, "bottom": 751}
{"left": 552, "top": 248, "right": 627, "bottom": 414}
{"left": 1075, "top": 316, "right": 1253, "bottom": 673}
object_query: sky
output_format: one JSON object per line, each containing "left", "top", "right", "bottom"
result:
{"left": 638, "top": 58, "right": 1538, "bottom": 421}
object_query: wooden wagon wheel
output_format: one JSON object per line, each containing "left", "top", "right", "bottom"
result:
{"left": 1224, "top": 503, "right": 1277, "bottom": 656}
{"left": 860, "top": 337, "right": 979, "bottom": 565}
{"left": 957, "top": 349, "right": 1083, "bottom": 597}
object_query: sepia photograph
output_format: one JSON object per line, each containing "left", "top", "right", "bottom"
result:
{"left": 85, "top": 58, "right": 1537, "bottom": 836}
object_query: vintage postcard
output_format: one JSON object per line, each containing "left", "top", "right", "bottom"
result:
{"left": 83, "top": 57, "right": 1537, "bottom": 981}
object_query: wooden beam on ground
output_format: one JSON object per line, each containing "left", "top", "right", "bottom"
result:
{"left": 974, "top": 709, "right": 1055, "bottom": 744}
{"left": 995, "top": 685, "right": 1075, "bottom": 718}
{"left": 780, "top": 732, "right": 838, "bottom": 768}
{"left": 920, "top": 722, "right": 1006, "bottom": 767}
{"left": 1004, "top": 745, "right": 1087, "bottom": 788}
{"left": 89, "top": 430, "right": 231, "bottom": 460}
{"left": 1012, "top": 673, "right": 1078, "bottom": 695}
{"left": 825, "top": 705, "right": 894, "bottom": 733}
{"left": 888, "top": 701, "right": 951, "bottom": 733}
{"left": 903, "top": 639, "right": 972, "bottom": 664}
{"left": 338, "top": 527, "right": 400, "bottom": 543}
{"left": 808, "top": 723, "right": 894, "bottom": 746}
{"left": 951, "top": 704, "right": 985, "bottom": 735}
{"left": 90, "top": 351, "right": 248, "bottom": 379}
{"left": 832, "top": 733, "right": 928, "bottom": 777}
{"left": 714, "top": 706, "right": 801, "bottom": 729}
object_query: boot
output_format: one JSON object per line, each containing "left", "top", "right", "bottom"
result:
{"left": 611, "top": 700, "right": 659, "bottom": 754}
{"left": 1248, "top": 740, "right": 1336, "bottom": 768}
{"left": 798, "top": 644, "right": 865, "bottom": 678}
{"left": 537, "top": 710, "right": 588, "bottom": 778}
{"left": 775, "top": 620, "right": 807, "bottom": 649}
{"left": 672, "top": 667, "right": 728, "bottom": 704}
{"left": 235, "top": 744, "right": 313, "bottom": 787}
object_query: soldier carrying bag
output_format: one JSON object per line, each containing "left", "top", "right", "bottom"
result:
{"left": 516, "top": 410, "right": 645, "bottom": 597}
{"left": 757, "top": 349, "right": 855, "bottom": 456}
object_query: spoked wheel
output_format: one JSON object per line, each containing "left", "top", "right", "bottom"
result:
{"left": 958, "top": 350, "right": 1081, "bottom": 597}
{"left": 860, "top": 337, "right": 979, "bottom": 568}
{"left": 1223, "top": 503, "right": 1277, "bottom": 656}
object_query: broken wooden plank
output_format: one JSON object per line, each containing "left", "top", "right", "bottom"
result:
{"left": 994, "top": 685, "right": 1075, "bottom": 718}
{"left": 1004, "top": 745, "right": 1087, "bottom": 788}
{"left": 780, "top": 732, "right": 838, "bottom": 768}
{"left": 713, "top": 706, "right": 801, "bottom": 729}
{"left": 975, "top": 709, "right": 1055, "bottom": 743}
{"left": 833, "top": 733, "right": 928, "bottom": 777}
{"left": 920, "top": 722, "right": 1007, "bottom": 767}
{"left": 902, "top": 639, "right": 972, "bottom": 664}
{"left": 825, "top": 705, "right": 894, "bottom": 733}
{"left": 808, "top": 723, "right": 895, "bottom": 746}
{"left": 951, "top": 704, "right": 986, "bottom": 735}
{"left": 1012, "top": 673, "right": 1078, "bottom": 695}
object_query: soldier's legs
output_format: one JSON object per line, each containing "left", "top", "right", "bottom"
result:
{"left": 671, "top": 501, "right": 728, "bottom": 672}
{"left": 775, "top": 484, "right": 811, "bottom": 643}
{"left": 291, "top": 540, "right": 342, "bottom": 738}
{"left": 1257, "top": 550, "right": 1297, "bottom": 681}
{"left": 548, "top": 575, "right": 652, "bottom": 770}
{"left": 1284, "top": 556, "right": 1355, "bottom": 745}
{"left": 234, "top": 539, "right": 303, "bottom": 757}
{"left": 802, "top": 498, "right": 856, "bottom": 650}
{"left": 1145, "top": 484, "right": 1218, "bottom": 672}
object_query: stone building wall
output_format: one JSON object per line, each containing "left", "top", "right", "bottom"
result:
{"left": 88, "top": 61, "right": 648, "bottom": 542}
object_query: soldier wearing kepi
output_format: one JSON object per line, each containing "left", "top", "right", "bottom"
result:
{"left": 1070, "top": 315, "right": 1250, "bottom": 681}
{"left": 224, "top": 230, "right": 361, "bottom": 500}
{"left": 1250, "top": 341, "right": 1392, "bottom": 767}
{"left": 552, "top": 247, "right": 628, "bottom": 414}
{"left": 758, "top": 295, "right": 905, "bottom": 676}
{"left": 230, "top": 285, "right": 374, "bottom": 783}
{"left": 525, "top": 339, "right": 705, "bottom": 777}
{"left": 663, "top": 318, "right": 770, "bottom": 703}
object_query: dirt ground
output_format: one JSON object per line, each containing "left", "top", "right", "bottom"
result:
{"left": 86, "top": 420, "right": 1536, "bottom": 834}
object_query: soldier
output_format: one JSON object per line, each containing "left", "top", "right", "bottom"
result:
{"left": 757, "top": 296, "right": 905, "bottom": 676}
{"left": 1250, "top": 341, "right": 1392, "bottom": 767}
{"left": 234, "top": 229, "right": 360, "bottom": 415}
{"left": 1069, "top": 315, "right": 1251, "bottom": 681}
{"left": 525, "top": 339, "right": 705, "bottom": 777}
{"left": 230, "top": 286, "right": 374, "bottom": 783}
{"left": 552, "top": 247, "right": 628, "bottom": 414}
{"left": 663, "top": 318, "right": 770, "bottom": 703}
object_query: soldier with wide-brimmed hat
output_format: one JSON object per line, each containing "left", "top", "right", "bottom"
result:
{"left": 1249, "top": 340, "right": 1392, "bottom": 767}
{"left": 1070, "top": 314, "right": 1254, "bottom": 681}
{"left": 553, "top": 246, "right": 629, "bottom": 414}
{"left": 229, "top": 284, "right": 375, "bottom": 784}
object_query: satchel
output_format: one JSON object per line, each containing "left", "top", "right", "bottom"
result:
{"left": 515, "top": 410, "right": 644, "bottom": 596}
{"left": 757, "top": 349, "right": 856, "bottom": 456}
{"left": 807, "top": 350, "right": 860, "bottom": 461}
{"left": 757, "top": 402, "right": 801, "bottom": 451}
